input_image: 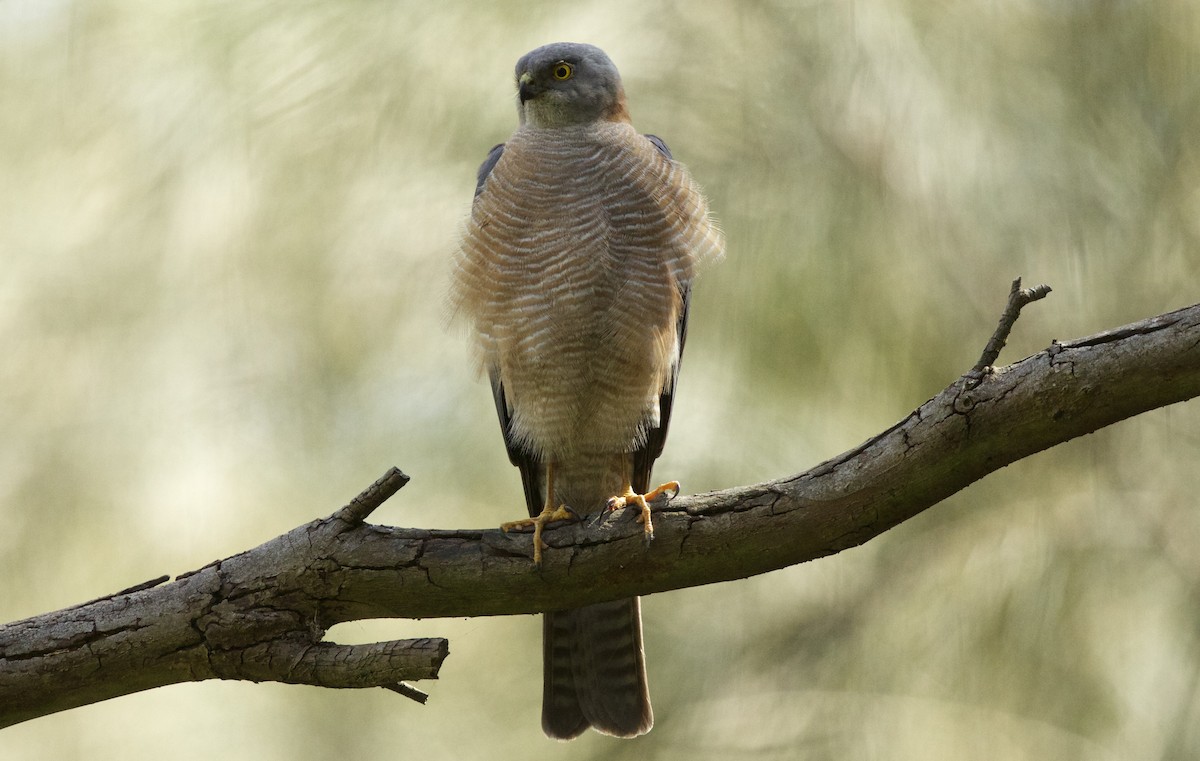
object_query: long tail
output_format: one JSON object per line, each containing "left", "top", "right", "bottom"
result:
{"left": 541, "top": 597, "right": 653, "bottom": 739}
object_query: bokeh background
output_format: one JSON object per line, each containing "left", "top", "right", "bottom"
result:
{"left": 2, "top": 0, "right": 1199, "bottom": 759}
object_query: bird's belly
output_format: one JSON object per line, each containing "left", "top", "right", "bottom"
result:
{"left": 498, "top": 270, "right": 669, "bottom": 462}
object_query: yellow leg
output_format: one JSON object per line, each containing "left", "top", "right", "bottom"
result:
{"left": 501, "top": 462, "right": 574, "bottom": 566}
{"left": 606, "top": 464, "right": 680, "bottom": 542}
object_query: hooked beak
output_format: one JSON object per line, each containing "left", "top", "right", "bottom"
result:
{"left": 517, "top": 71, "right": 540, "bottom": 104}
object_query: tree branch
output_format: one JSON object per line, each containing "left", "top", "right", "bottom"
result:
{"left": 2, "top": 297, "right": 1199, "bottom": 729}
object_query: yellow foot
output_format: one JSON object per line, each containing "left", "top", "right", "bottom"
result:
{"left": 606, "top": 481, "right": 680, "bottom": 543}
{"left": 501, "top": 504, "right": 576, "bottom": 566}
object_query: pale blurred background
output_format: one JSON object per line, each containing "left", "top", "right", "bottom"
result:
{"left": 2, "top": 0, "right": 1199, "bottom": 759}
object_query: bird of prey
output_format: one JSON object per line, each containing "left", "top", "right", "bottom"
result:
{"left": 450, "top": 41, "right": 723, "bottom": 740}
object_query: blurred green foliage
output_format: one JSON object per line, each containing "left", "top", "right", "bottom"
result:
{"left": 2, "top": 1, "right": 1198, "bottom": 759}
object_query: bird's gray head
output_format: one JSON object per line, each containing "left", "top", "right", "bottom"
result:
{"left": 514, "top": 42, "right": 629, "bottom": 128}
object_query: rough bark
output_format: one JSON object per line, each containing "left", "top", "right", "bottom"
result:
{"left": 2, "top": 295, "right": 1198, "bottom": 729}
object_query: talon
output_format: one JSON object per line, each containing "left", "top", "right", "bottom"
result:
{"left": 607, "top": 480, "right": 678, "bottom": 544}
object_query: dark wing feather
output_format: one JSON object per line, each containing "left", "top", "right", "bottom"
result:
{"left": 644, "top": 134, "right": 672, "bottom": 160}
{"left": 488, "top": 368, "right": 544, "bottom": 519}
{"left": 475, "top": 143, "right": 505, "bottom": 198}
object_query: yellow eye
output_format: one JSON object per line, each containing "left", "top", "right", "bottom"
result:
{"left": 552, "top": 62, "right": 573, "bottom": 80}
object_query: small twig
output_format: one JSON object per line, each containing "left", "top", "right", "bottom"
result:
{"left": 953, "top": 278, "right": 1052, "bottom": 413}
{"left": 386, "top": 682, "right": 430, "bottom": 704}
{"left": 335, "top": 467, "right": 410, "bottom": 525}
{"left": 967, "top": 278, "right": 1053, "bottom": 380}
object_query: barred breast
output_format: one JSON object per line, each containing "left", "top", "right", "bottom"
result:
{"left": 451, "top": 120, "right": 723, "bottom": 465}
